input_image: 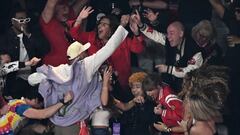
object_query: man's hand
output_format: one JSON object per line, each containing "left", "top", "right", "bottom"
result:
{"left": 227, "top": 35, "right": 240, "bottom": 47}
{"left": 143, "top": 9, "right": 159, "bottom": 22}
{"left": 25, "top": 57, "right": 41, "bottom": 66}
{"left": 120, "top": 15, "right": 130, "bottom": 27}
{"left": 131, "top": 10, "right": 143, "bottom": 27}
{"left": 155, "top": 64, "right": 168, "bottom": 73}
{"left": 129, "top": 15, "right": 140, "bottom": 36}
{"left": 63, "top": 91, "right": 74, "bottom": 104}
{"left": 0, "top": 54, "right": 11, "bottom": 64}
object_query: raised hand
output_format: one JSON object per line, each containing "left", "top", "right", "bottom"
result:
{"left": 143, "top": 8, "right": 159, "bottom": 22}
{"left": 129, "top": 14, "right": 140, "bottom": 35}
{"left": 76, "top": 6, "right": 94, "bottom": 21}
{"left": 63, "top": 91, "right": 74, "bottom": 104}
{"left": 25, "top": 57, "right": 41, "bottom": 66}
{"left": 103, "top": 66, "right": 113, "bottom": 86}
{"left": 131, "top": 10, "right": 142, "bottom": 26}
{"left": 120, "top": 14, "right": 130, "bottom": 27}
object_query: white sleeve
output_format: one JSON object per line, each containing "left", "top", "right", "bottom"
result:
{"left": 170, "top": 52, "right": 203, "bottom": 78}
{"left": 84, "top": 25, "right": 128, "bottom": 82}
{"left": 2, "top": 61, "right": 20, "bottom": 74}
{"left": 140, "top": 24, "right": 166, "bottom": 45}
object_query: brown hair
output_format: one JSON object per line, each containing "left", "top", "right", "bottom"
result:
{"left": 142, "top": 73, "right": 162, "bottom": 92}
{"left": 181, "top": 65, "right": 229, "bottom": 121}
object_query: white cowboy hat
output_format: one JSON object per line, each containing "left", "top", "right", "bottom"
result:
{"left": 67, "top": 41, "right": 91, "bottom": 60}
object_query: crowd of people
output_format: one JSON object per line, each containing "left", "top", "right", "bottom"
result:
{"left": 0, "top": 0, "right": 240, "bottom": 135}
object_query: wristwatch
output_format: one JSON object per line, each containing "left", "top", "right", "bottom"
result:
{"left": 59, "top": 99, "right": 68, "bottom": 105}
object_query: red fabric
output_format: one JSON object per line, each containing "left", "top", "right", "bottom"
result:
{"left": 39, "top": 8, "right": 76, "bottom": 66}
{"left": 147, "top": 27, "right": 153, "bottom": 33}
{"left": 70, "top": 24, "right": 145, "bottom": 90}
{"left": 79, "top": 121, "right": 89, "bottom": 135}
{"left": 158, "top": 86, "right": 183, "bottom": 135}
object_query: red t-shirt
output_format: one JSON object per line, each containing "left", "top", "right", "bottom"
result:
{"left": 39, "top": 8, "right": 75, "bottom": 66}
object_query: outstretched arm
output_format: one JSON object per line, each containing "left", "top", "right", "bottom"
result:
{"left": 114, "top": 96, "right": 145, "bottom": 111}
{"left": 23, "top": 91, "right": 73, "bottom": 119}
{"left": 129, "top": 0, "right": 168, "bottom": 10}
{"left": 209, "top": 0, "right": 225, "bottom": 18}
{"left": 41, "top": 0, "right": 59, "bottom": 23}
{"left": 84, "top": 25, "right": 128, "bottom": 82}
{"left": 72, "top": 0, "right": 90, "bottom": 15}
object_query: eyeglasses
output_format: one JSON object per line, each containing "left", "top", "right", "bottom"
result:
{"left": 12, "top": 17, "right": 31, "bottom": 24}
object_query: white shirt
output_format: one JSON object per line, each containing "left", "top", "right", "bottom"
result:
{"left": 16, "top": 33, "right": 31, "bottom": 80}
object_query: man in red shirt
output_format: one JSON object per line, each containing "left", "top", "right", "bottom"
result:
{"left": 40, "top": 0, "right": 89, "bottom": 66}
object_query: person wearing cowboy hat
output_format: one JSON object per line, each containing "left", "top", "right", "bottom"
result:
{"left": 27, "top": 25, "right": 128, "bottom": 135}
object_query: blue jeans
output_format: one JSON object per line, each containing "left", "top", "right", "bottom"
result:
{"left": 91, "top": 127, "right": 110, "bottom": 135}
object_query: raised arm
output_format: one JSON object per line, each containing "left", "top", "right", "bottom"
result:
{"left": 101, "top": 66, "right": 113, "bottom": 106}
{"left": 72, "top": 0, "right": 90, "bottom": 15}
{"left": 73, "top": 6, "right": 94, "bottom": 27}
{"left": 209, "top": 0, "right": 225, "bottom": 18}
{"left": 23, "top": 91, "right": 73, "bottom": 119}
{"left": 84, "top": 25, "right": 128, "bottom": 82}
{"left": 41, "top": 0, "right": 59, "bottom": 23}
{"left": 129, "top": 0, "right": 168, "bottom": 10}
{"left": 132, "top": 10, "right": 166, "bottom": 45}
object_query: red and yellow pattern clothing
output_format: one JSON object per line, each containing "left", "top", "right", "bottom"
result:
{"left": 0, "top": 99, "right": 30, "bottom": 135}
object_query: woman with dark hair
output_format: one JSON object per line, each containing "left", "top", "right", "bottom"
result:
{"left": 70, "top": 7, "right": 145, "bottom": 95}
{"left": 142, "top": 74, "right": 184, "bottom": 135}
